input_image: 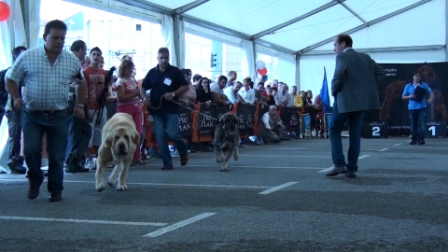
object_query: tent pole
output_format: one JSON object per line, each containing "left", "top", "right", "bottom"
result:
{"left": 446, "top": 0, "right": 448, "bottom": 60}
{"left": 295, "top": 55, "right": 300, "bottom": 90}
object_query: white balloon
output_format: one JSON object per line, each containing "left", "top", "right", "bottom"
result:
{"left": 256, "top": 60, "right": 265, "bottom": 70}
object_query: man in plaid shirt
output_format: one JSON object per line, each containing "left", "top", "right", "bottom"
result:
{"left": 5, "top": 20, "right": 87, "bottom": 202}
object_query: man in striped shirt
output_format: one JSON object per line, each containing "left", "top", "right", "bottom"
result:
{"left": 5, "top": 20, "right": 87, "bottom": 202}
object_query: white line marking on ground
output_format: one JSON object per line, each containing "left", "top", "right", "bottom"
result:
{"left": 394, "top": 143, "right": 403, "bottom": 146}
{"left": 258, "top": 182, "right": 297, "bottom": 195}
{"left": 318, "top": 155, "right": 370, "bottom": 173}
{"left": 145, "top": 164, "right": 324, "bottom": 170}
{"left": 378, "top": 148, "right": 389, "bottom": 152}
{"left": 319, "top": 166, "right": 335, "bottom": 173}
{"left": 0, "top": 216, "right": 167, "bottom": 226}
{"left": 191, "top": 154, "right": 327, "bottom": 158}
{"left": 143, "top": 213, "right": 216, "bottom": 238}
{"left": 0, "top": 179, "right": 270, "bottom": 189}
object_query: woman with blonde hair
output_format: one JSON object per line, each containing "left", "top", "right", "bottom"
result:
{"left": 115, "top": 60, "right": 145, "bottom": 164}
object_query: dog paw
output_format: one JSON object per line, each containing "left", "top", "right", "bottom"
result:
{"left": 96, "top": 183, "right": 105, "bottom": 192}
{"left": 233, "top": 153, "right": 239, "bottom": 161}
{"left": 107, "top": 180, "right": 114, "bottom": 187}
{"left": 220, "top": 166, "right": 229, "bottom": 172}
{"left": 116, "top": 184, "right": 128, "bottom": 191}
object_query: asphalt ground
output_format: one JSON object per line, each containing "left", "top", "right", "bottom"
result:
{"left": 0, "top": 137, "right": 447, "bottom": 252}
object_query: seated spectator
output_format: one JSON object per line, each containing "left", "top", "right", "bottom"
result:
{"left": 192, "top": 74, "right": 202, "bottom": 88}
{"left": 288, "top": 86, "right": 298, "bottom": 107}
{"left": 210, "top": 75, "right": 229, "bottom": 105}
{"left": 267, "top": 87, "right": 277, "bottom": 106}
{"left": 238, "top": 77, "right": 256, "bottom": 105}
{"left": 259, "top": 105, "right": 284, "bottom": 144}
{"left": 275, "top": 83, "right": 291, "bottom": 108}
{"left": 179, "top": 69, "right": 197, "bottom": 109}
{"left": 195, "top": 77, "right": 213, "bottom": 106}
{"left": 254, "top": 82, "right": 269, "bottom": 109}
{"left": 224, "top": 81, "right": 245, "bottom": 105}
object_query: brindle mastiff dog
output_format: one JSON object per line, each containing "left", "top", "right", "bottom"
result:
{"left": 213, "top": 112, "right": 240, "bottom": 171}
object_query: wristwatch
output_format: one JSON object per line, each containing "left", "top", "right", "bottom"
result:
{"left": 76, "top": 103, "right": 84, "bottom": 108}
{"left": 172, "top": 92, "right": 175, "bottom": 97}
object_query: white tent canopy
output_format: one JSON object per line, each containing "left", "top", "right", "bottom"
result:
{"left": 99, "top": 0, "right": 447, "bottom": 94}
{"left": 2, "top": 0, "right": 447, "bottom": 94}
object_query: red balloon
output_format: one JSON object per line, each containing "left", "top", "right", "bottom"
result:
{"left": 257, "top": 67, "right": 267, "bottom": 76}
{"left": 0, "top": 2, "right": 11, "bottom": 22}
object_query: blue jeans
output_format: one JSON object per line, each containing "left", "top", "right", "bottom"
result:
{"left": 329, "top": 102, "right": 364, "bottom": 172}
{"left": 23, "top": 109, "right": 70, "bottom": 193}
{"left": 66, "top": 97, "right": 91, "bottom": 163}
{"left": 409, "top": 108, "right": 426, "bottom": 142}
{"left": 6, "top": 109, "right": 23, "bottom": 163}
{"left": 153, "top": 114, "right": 188, "bottom": 167}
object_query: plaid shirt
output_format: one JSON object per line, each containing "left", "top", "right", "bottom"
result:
{"left": 6, "top": 46, "right": 84, "bottom": 111}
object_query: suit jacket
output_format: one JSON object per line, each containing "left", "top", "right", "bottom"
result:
{"left": 331, "top": 49, "right": 384, "bottom": 113}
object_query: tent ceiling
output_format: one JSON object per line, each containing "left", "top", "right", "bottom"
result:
{"left": 118, "top": 0, "right": 435, "bottom": 55}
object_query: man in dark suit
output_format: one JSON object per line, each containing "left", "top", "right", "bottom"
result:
{"left": 326, "top": 34, "right": 384, "bottom": 178}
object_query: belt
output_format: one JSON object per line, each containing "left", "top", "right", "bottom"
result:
{"left": 28, "top": 108, "right": 67, "bottom": 115}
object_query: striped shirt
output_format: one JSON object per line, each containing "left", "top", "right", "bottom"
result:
{"left": 6, "top": 46, "right": 84, "bottom": 111}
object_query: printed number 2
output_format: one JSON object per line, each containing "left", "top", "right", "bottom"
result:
{"left": 372, "top": 126, "right": 380, "bottom": 137}
{"left": 428, "top": 126, "right": 436, "bottom": 136}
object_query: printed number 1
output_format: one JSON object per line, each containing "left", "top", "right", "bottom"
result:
{"left": 428, "top": 126, "right": 436, "bottom": 136}
{"left": 372, "top": 126, "right": 380, "bottom": 137}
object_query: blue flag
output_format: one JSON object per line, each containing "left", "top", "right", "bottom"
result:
{"left": 320, "top": 66, "right": 331, "bottom": 113}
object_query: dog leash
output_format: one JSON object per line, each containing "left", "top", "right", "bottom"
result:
{"left": 91, "top": 96, "right": 221, "bottom": 132}
{"left": 147, "top": 96, "right": 220, "bottom": 121}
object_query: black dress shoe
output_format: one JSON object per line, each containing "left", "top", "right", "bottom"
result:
{"left": 11, "top": 166, "right": 27, "bottom": 174}
{"left": 418, "top": 140, "right": 425, "bottom": 145}
{"left": 325, "top": 166, "right": 347, "bottom": 176}
{"left": 28, "top": 186, "right": 40, "bottom": 200}
{"left": 345, "top": 171, "right": 357, "bottom": 178}
{"left": 7, "top": 160, "right": 27, "bottom": 174}
{"left": 65, "top": 165, "right": 89, "bottom": 173}
{"left": 48, "top": 192, "right": 62, "bottom": 202}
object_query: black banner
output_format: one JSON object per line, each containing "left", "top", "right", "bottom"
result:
{"left": 245, "top": 105, "right": 256, "bottom": 135}
{"left": 236, "top": 104, "right": 248, "bottom": 136}
{"left": 178, "top": 106, "right": 192, "bottom": 138}
{"left": 280, "top": 107, "right": 300, "bottom": 134}
{"left": 199, "top": 103, "right": 215, "bottom": 134}
{"left": 366, "top": 62, "right": 448, "bottom": 136}
{"left": 214, "top": 105, "right": 231, "bottom": 122}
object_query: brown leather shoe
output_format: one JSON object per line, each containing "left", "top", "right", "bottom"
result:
{"left": 180, "top": 154, "right": 188, "bottom": 166}
{"left": 161, "top": 166, "right": 174, "bottom": 170}
{"left": 27, "top": 185, "right": 40, "bottom": 200}
{"left": 48, "top": 192, "right": 62, "bottom": 202}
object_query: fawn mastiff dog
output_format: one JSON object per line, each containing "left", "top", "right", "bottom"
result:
{"left": 95, "top": 113, "right": 140, "bottom": 191}
{"left": 213, "top": 112, "right": 240, "bottom": 171}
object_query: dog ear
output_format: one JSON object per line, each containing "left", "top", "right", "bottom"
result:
{"left": 132, "top": 130, "right": 140, "bottom": 146}
{"left": 219, "top": 113, "right": 226, "bottom": 123}
{"left": 104, "top": 131, "right": 112, "bottom": 147}
{"left": 233, "top": 115, "right": 239, "bottom": 124}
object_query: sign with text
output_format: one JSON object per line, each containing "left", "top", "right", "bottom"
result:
{"left": 363, "top": 122, "right": 388, "bottom": 138}
{"left": 426, "top": 121, "right": 446, "bottom": 138}
{"left": 178, "top": 107, "right": 192, "bottom": 138}
{"left": 199, "top": 104, "right": 215, "bottom": 134}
